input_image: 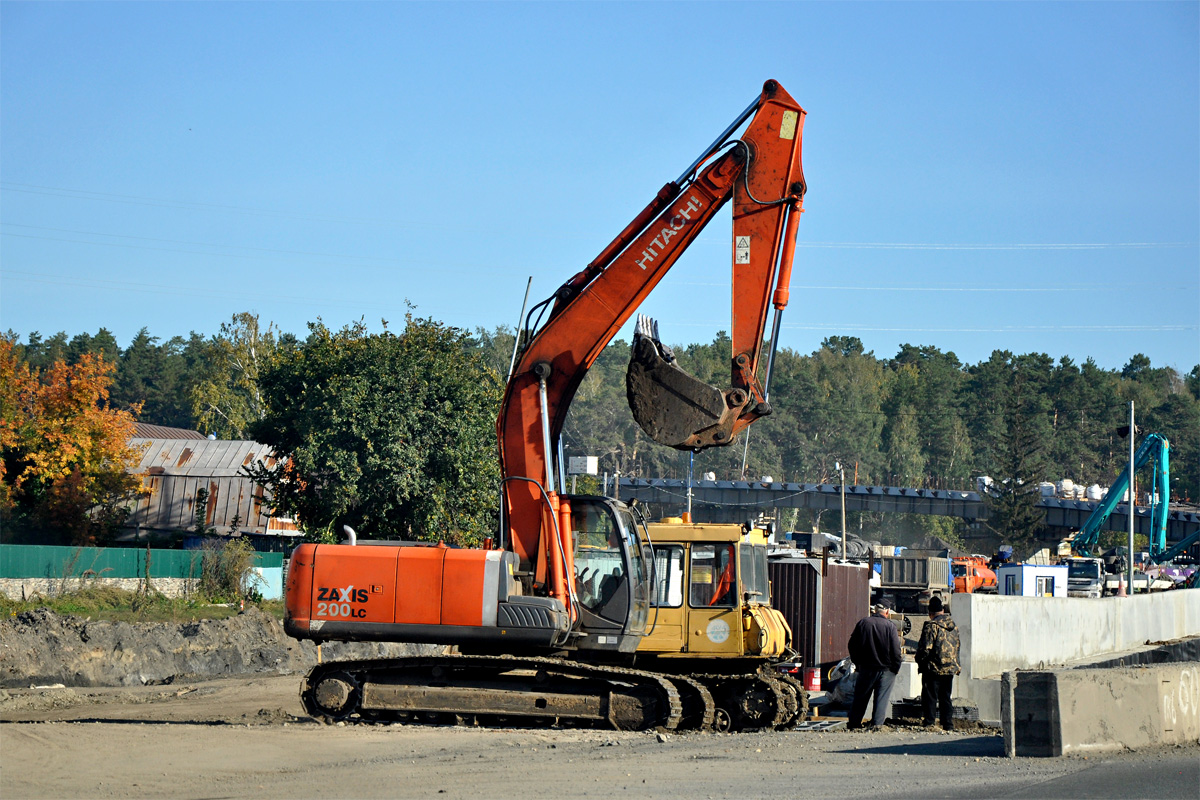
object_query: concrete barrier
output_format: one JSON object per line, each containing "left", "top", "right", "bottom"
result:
{"left": 1004, "top": 663, "right": 1200, "bottom": 756}
{"left": 955, "top": 590, "right": 1200, "bottom": 722}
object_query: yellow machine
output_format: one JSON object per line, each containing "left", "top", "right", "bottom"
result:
{"left": 634, "top": 518, "right": 804, "bottom": 731}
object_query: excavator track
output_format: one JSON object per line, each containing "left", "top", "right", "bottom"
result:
{"left": 300, "top": 655, "right": 684, "bottom": 732}
{"left": 688, "top": 666, "right": 806, "bottom": 732}
{"left": 665, "top": 674, "right": 716, "bottom": 732}
{"left": 773, "top": 670, "right": 810, "bottom": 730}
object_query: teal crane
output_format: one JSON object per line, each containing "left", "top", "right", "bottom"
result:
{"left": 1070, "top": 433, "right": 1174, "bottom": 560}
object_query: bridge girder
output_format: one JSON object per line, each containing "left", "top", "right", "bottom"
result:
{"left": 617, "top": 478, "right": 1200, "bottom": 543}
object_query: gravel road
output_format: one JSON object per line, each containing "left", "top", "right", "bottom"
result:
{"left": 2, "top": 675, "right": 1195, "bottom": 800}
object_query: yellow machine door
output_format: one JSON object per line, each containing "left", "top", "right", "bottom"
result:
{"left": 640, "top": 544, "right": 686, "bottom": 653}
{"left": 683, "top": 542, "right": 742, "bottom": 656}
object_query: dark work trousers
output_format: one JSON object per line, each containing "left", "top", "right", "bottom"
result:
{"left": 850, "top": 667, "right": 897, "bottom": 727}
{"left": 921, "top": 673, "right": 955, "bottom": 727}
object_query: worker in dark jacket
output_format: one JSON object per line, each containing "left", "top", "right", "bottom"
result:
{"left": 916, "top": 595, "right": 960, "bottom": 729}
{"left": 846, "top": 596, "right": 903, "bottom": 729}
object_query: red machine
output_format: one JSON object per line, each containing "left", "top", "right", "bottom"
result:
{"left": 952, "top": 556, "right": 998, "bottom": 594}
{"left": 285, "top": 80, "right": 808, "bottom": 731}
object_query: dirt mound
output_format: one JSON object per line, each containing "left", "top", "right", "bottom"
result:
{"left": 0, "top": 606, "right": 435, "bottom": 688}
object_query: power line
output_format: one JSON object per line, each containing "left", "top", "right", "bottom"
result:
{"left": 651, "top": 319, "right": 1195, "bottom": 333}
{"left": 0, "top": 230, "right": 487, "bottom": 274}
{"left": 0, "top": 269, "right": 395, "bottom": 312}
{"left": 2, "top": 223, "right": 403, "bottom": 264}
{"left": 4, "top": 182, "right": 1195, "bottom": 251}
{"left": 8, "top": 222, "right": 1190, "bottom": 289}
{"left": 779, "top": 323, "right": 1196, "bottom": 333}
{"left": 794, "top": 241, "right": 1195, "bottom": 251}
{"left": 659, "top": 279, "right": 1199, "bottom": 294}
{"left": 1, "top": 182, "right": 402, "bottom": 227}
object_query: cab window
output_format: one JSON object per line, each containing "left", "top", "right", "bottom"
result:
{"left": 651, "top": 545, "right": 684, "bottom": 608}
{"left": 689, "top": 544, "right": 735, "bottom": 608}
{"left": 615, "top": 508, "right": 649, "bottom": 633}
{"left": 739, "top": 544, "right": 769, "bottom": 602}
{"left": 572, "top": 505, "right": 626, "bottom": 621}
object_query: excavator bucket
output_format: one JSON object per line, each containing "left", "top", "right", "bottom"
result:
{"left": 626, "top": 315, "right": 740, "bottom": 450}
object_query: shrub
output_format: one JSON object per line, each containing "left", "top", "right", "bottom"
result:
{"left": 199, "top": 538, "right": 259, "bottom": 602}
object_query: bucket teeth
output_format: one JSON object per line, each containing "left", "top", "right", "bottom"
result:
{"left": 634, "top": 314, "right": 676, "bottom": 363}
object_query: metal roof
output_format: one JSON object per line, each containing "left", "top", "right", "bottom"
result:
{"left": 124, "top": 438, "right": 286, "bottom": 535}
{"left": 133, "top": 422, "right": 205, "bottom": 440}
{"left": 129, "top": 438, "right": 279, "bottom": 477}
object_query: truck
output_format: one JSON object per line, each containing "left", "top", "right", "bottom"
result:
{"left": 283, "top": 80, "right": 810, "bottom": 732}
{"left": 952, "top": 556, "right": 997, "bottom": 594}
{"left": 1064, "top": 556, "right": 1105, "bottom": 598}
{"left": 876, "top": 550, "right": 952, "bottom": 613}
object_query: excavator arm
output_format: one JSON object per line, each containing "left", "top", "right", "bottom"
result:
{"left": 1071, "top": 432, "right": 1170, "bottom": 558}
{"left": 499, "top": 80, "right": 807, "bottom": 608}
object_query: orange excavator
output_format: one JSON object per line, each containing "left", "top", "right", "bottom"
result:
{"left": 285, "top": 80, "right": 807, "bottom": 731}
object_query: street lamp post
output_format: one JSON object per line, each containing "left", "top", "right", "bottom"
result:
{"left": 836, "top": 461, "right": 847, "bottom": 559}
{"left": 1128, "top": 402, "right": 1135, "bottom": 595}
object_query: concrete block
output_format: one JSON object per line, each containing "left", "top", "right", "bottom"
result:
{"left": 960, "top": 676, "right": 1002, "bottom": 724}
{"left": 1009, "top": 664, "right": 1200, "bottom": 756}
{"left": 892, "top": 660, "right": 922, "bottom": 700}
{"left": 955, "top": 590, "right": 1200, "bottom": 727}
{"left": 1001, "top": 671, "right": 1015, "bottom": 758}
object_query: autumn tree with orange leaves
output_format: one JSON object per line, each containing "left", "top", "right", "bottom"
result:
{"left": 0, "top": 336, "right": 147, "bottom": 545}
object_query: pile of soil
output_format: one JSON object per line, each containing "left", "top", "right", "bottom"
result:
{"left": 0, "top": 606, "right": 435, "bottom": 688}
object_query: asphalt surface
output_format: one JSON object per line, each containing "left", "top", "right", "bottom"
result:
{"left": 2, "top": 676, "right": 1197, "bottom": 800}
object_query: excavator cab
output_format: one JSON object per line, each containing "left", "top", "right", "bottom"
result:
{"left": 568, "top": 496, "right": 652, "bottom": 655}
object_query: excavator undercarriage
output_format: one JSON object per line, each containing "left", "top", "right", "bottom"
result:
{"left": 300, "top": 655, "right": 805, "bottom": 733}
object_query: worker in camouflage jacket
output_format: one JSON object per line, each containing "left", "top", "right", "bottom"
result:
{"left": 916, "top": 595, "right": 960, "bottom": 729}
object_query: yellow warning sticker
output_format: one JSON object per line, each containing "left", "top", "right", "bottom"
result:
{"left": 780, "top": 110, "right": 798, "bottom": 140}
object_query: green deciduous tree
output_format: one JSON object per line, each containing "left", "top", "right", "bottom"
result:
{"left": 246, "top": 316, "right": 503, "bottom": 545}
{"left": 192, "top": 312, "right": 281, "bottom": 439}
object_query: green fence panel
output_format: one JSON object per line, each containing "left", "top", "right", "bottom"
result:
{"left": 0, "top": 544, "right": 282, "bottom": 580}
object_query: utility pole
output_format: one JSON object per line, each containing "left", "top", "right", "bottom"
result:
{"left": 1128, "top": 401, "right": 1135, "bottom": 595}
{"left": 685, "top": 451, "right": 694, "bottom": 523}
{"left": 836, "top": 461, "right": 847, "bottom": 559}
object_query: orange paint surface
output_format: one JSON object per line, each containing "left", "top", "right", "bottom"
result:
{"left": 307, "top": 544, "right": 399, "bottom": 624}
{"left": 285, "top": 543, "right": 316, "bottom": 624}
{"left": 440, "top": 550, "right": 487, "bottom": 627}
{"left": 394, "top": 547, "right": 447, "bottom": 625}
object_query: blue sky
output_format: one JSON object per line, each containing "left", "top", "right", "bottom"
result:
{"left": 2, "top": 2, "right": 1197, "bottom": 373}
